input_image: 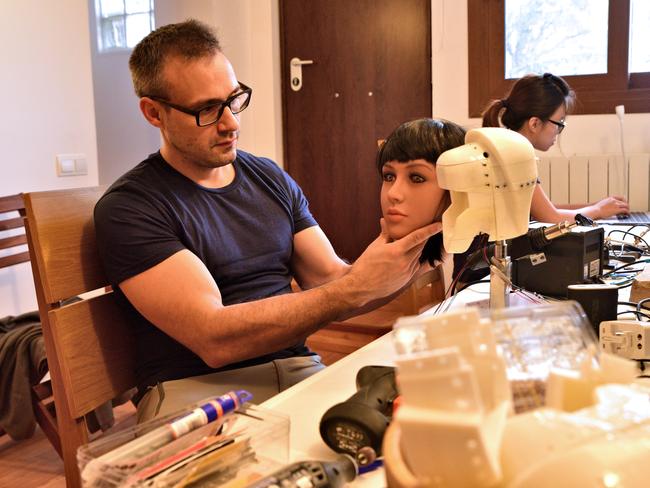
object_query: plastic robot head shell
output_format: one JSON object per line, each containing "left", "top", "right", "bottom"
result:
{"left": 436, "top": 127, "right": 538, "bottom": 253}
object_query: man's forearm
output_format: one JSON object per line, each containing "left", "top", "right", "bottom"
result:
{"left": 194, "top": 274, "right": 367, "bottom": 367}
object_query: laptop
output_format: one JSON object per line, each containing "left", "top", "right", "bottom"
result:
{"left": 598, "top": 211, "right": 650, "bottom": 225}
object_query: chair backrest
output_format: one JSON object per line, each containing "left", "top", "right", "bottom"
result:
{"left": 0, "top": 193, "right": 61, "bottom": 453}
{"left": 0, "top": 193, "right": 29, "bottom": 269}
{"left": 24, "top": 187, "right": 136, "bottom": 488}
{"left": 383, "top": 265, "right": 446, "bottom": 315}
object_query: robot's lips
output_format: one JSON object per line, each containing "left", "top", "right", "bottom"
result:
{"left": 385, "top": 209, "right": 407, "bottom": 220}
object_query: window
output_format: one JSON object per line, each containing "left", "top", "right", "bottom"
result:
{"left": 96, "top": 0, "right": 154, "bottom": 52}
{"left": 629, "top": 0, "right": 650, "bottom": 73}
{"left": 505, "top": 0, "right": 609, "bottom": 78}
{"left": 468, "top": 0, "right": 650, "bottom": 116}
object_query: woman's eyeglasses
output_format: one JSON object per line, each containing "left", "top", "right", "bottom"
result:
{"left": 547, "top": 118, "right": 566, "bottom": 134}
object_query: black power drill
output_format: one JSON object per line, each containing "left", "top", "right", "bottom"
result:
{"left": 319, "top": 365, "right": 397, "bottom": 465}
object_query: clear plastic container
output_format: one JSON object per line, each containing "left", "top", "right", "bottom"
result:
{"left": 490, "top": 301, "right": 598, "bottom": 412}
{"left": 393, "top": 301, "right": 598, "bottom": 412}
{"left": 77, "top": 399, "right": 289, "bottom": 488}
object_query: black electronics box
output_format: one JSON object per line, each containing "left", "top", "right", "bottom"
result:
{"left": 511, "top": 226, "right": 604, "bottom": 297}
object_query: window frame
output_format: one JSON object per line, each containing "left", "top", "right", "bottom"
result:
{"left": 96, "top": 0, "right": 155, "bottom": 53}
{"left": 468, "top": 0, "right": 650, "bottom": 117}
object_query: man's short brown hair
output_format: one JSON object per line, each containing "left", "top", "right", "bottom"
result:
{"left": 129, "top": 19, "right": 221, "bottom": 98}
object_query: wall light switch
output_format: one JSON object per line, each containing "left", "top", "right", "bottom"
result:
{"left": 74, "top": 156, "right": 87, "bottom": 175}
{"left": 60, "top": 158, "right": 75, "bottom": 173}
{"left": 56, "top": 153, "right": 87, "bottom": 176}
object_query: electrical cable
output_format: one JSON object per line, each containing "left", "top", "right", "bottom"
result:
{"left": 601, "top": 259, "right": 650, "bottom": 278}
{"left": 606, "top": 239, "right": 647, "bottom": 254}
{"left": 435, "top": 293, "right": 458, "bottom": 316}
{"left": 607, "top": 229, "right": 650, "bottom": 251}
{"left": 634, "top": 227, "right": 650, "bottom": 247}
{"left": 455, "top": 278, "right": 490, "bottom": 294}
{"left": 638, "top": 297, "right": 650, "bottom": 311}
{"left": 614, "top": 281, "right": 634, "bottom": 289}
{"left": 605, "top": 243, "right": 647, "bottom": 264}
{"left": 433, "top": 280, "right": 460, "bottom": 316}
{"left": 512, "top": 288, "right": 547, "bottom": 304}
{"left": 429, "top": 252, "right": 476, "bottom": 317}
{"left": 451, "top": 234, "right": 490, "bottom": 296}
{"left": 618, "top": 301, "right": 640, "bottom": 320}
{"left": 617, "top": 310, "right": 650, "bottom": 321}
{"left": 433, "top": 279, "right": 460, "bottom": 316}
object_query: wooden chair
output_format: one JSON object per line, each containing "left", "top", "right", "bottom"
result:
{"left": 24, "top": 187, "right": 136, "bottom": 488}
{"left": 0, "top": 194, "right": 29, "bottom": 439}
{"left": 0, "top": 193, "right": 29, "bottom": 268}
{"left": 306, "top": 266, "right": 445, "bottom": 364}
{"left": 0, "top": 193, "right": 61, "bottom": 452}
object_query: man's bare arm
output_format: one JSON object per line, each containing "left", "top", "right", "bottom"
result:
{"left": 290, "top": 226, "right": 350, "bottom": 289}
{"left": 290, "top": 224, "right": 434, "bottom": 318}
{"left": 119, "top": 222, "right": 441, "bottom": 369}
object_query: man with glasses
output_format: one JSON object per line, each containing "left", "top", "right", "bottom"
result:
{"left": 94, "top": 19, "right": 439, "bottom": 422}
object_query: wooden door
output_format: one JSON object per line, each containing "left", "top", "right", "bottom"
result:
{"left": 280, "top": 0, "right": 432, "bottom": 261}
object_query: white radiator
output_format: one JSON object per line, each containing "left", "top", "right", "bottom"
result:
{"left": 538, "top": 154, "right": 650, "bottom": 211}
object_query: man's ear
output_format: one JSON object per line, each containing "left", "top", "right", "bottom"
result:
{"left": 140, "top": 97, "right": 163, "bottom": 128}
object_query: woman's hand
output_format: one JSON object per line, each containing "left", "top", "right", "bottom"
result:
{"left": 591, "top": 196, "right": 629, "bottom": 220}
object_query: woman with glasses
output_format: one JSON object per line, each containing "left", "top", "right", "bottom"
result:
{"left": 482, "top": 72, "right": 629, "bottom": 223}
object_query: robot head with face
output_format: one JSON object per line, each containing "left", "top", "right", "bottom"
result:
{"left": 436, "top": 128, "right": 538, "bottom": 253}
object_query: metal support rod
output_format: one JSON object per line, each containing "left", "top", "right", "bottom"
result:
{"left": 490, "top": 240, "right": 510, "bottom": 308}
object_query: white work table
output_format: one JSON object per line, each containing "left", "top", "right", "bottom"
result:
{"left": 260, "top": 286, "right": 489, "bottom": 486}
{"left": 259, "top": 224, "right": 647, "bottom": 486}
{"left": 261, "top": 330, "right": 395, "bottom": 486}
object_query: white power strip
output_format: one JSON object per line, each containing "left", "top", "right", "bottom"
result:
{"left": 600, "top": 320, "right": 650, "bottom": 360}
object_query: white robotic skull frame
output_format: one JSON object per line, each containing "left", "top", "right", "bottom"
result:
{"left": 436, "top": 128, "right": 538, "bottom": 253}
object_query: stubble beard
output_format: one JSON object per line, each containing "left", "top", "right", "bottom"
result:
{"left": 206, "top": 142, "right": 237, "bottom": 167}
{"left": 181, "top": 136, "right": 238, "bottom": 169}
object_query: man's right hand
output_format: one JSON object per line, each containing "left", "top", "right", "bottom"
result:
{"left": 342, "top": 219, "right": 442, "bottom": 307}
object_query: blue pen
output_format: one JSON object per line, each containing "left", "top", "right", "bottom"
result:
{"left": 89, "top": 390, "right": 252, "bottom": 466}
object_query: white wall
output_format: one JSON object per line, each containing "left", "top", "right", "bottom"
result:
{"left": 431, "top": 1, "right": 650, "bottom": 157}
{"left": 155, "top": 0, "right": 284, "bottom": 165}
{"left": 88, "top": 2, "right": 160, "bottom": 185}
{"left": 0, "top": 0, "right": 99, "bottom": 316}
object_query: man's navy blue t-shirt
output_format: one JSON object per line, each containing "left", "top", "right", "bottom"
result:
{"left": 94, "top": 150, "right": 318, "bottom": 390}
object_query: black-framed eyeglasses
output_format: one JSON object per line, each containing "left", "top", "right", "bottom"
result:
{"left": 147, "top": 82, "right": 252, "bottom": 127}
{"left": 547, "top": 118, "right": 566, "bottom": 134}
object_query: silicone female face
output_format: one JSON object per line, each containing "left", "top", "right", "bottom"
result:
{"left": 376, "top": 118, "right": 465, "bottom": 264}
{"left": 380, "top": 158, "right": 446, "bottom": 240}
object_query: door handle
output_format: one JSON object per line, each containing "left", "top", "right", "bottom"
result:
{"left": 290, "top": 57, "right": 314, "bottom": 92}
